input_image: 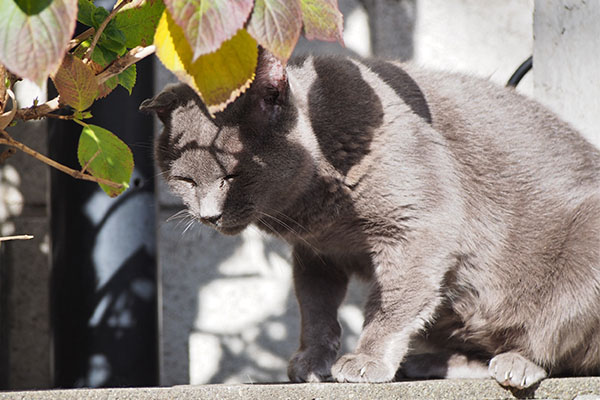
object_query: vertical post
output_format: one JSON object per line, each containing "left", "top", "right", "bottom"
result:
{"left": 49, "top": 56, "right": 159, "bottom": 387}
{"left": 360, "top": 0, "right": 416, "bottom": 60}
{"left": 533, "top": 0, "right": 600, "bottom": 148}
{"left": 0, "top": 245, "right": 6, "bottom": 389}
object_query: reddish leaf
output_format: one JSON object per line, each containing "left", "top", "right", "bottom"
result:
{"left": 300, "top": 0, "right": 344, "bottom": 43}
{"left": 247, "top": 0, "right": 303, "bottom": 62}
{"left": 163, "top": 0, "right": 254, "bottom": 61}
{"left": 52, "top": 53, "right": 99, "bottom": 111}
{"left": 97, "top": 76, "right": 119, "bottom": 99}
{"left": 0, "top": 0, "right": 78, "bottom": 86}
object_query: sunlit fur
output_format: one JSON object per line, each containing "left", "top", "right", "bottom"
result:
{"left": 143, "top": 50, "right": 600, "bottom": 389}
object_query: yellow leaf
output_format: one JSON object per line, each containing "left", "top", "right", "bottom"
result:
{"left": 154, "top": 9, "right": 258, "bottom": 114}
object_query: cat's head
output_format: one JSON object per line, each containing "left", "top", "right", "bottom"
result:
{"left": 141, "top": 50, "right": 314, "bottom": 235}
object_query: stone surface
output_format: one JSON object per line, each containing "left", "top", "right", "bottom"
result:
{"left": 533, "top": 0, "right": 600, "bottom": 148}
{"left": 1, "top": 81, "right": 51, "bottom": 389}
{"left": 3, "top": 218, "right": 50, "bottom": 390}
{"left": 1, "top": 378, "right": 600, "bottom": 400}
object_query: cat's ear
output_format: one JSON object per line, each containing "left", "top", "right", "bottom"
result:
{"left": 253, "top": 47, "right": 288, "bottom": 106}
{"left": 139, "top": 89, "right": 178, "bottom": 121}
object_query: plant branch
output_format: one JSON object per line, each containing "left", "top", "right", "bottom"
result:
{"left": 14, "top": 97, "right": 60, "bottom": 121}
{"left": 0, "top": 65, "right": 7, "bottom": 114}
{"left": 0, "top": 129, "right": 122, "bottom": 189}
{"left": 16, "top": 45, "right": 155, "bottom": 122}
{"left": 83, "top": 0, "right": 133, "bottom": 62}
{"left": 0, "top": 235, "right": 34, "bottom": 242}
{"left": 96, "top": 45, "right": 155, "bottom": 84}
{"left": 81, "top": 148, "right": 101, "bottom": 174}
{"left": 68, "top": 27, "right": 95, "bottom": 51}
{"left": 43, "top": 113, "right": 78, "bottom": 120}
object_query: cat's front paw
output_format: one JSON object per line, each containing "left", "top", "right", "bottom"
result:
{"left": 489, "top": 352, "right": 547, "bottom": 389}
{"left": 288, "top": 348, "right": 335, "bottom": 382}
{"left": 331, "top": 353, "right": 396, "bottom": 383}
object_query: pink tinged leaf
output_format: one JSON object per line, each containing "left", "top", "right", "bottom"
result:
{"left": 300, "top": 0, "right": 344, "bottom": 44}
{"left": 0, "top": 0, "right": 78, "bottom": 86}
{"left": 163, "top": 0, "right": 253, "bottom": 61}
{"left": 52, "top": 53, "right": 99, "bottom": 111}
{"left": 247, "top": 0, "right": 303, "bottom": 63}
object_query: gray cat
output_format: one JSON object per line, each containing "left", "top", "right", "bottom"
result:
{"left": 141, "top": 49, "right": 600, "bottom": 389}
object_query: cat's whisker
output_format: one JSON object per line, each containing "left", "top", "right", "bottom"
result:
{"left": 257, "top": 211, "right": 323, "bottom": 262}
{"left": 155, "top": 169, "right": 171, "bottom": 179}
{"left": 262, "top": 206, "right": 310, "bottom": 234}
{"left": 181, "top": 218, "right": 196, "bottom": 237}
{"left": 256, "top": 217, "right": 290, "bottom": 247}
{"left": 174, "top": 215, "right": 192, "bottom": 230}
{"left": 167, "top": 209, "right": 191, "bottom": 222}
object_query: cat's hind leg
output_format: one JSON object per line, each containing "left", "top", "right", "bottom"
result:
{"left": 488, "top": 352, "right": 547, "bottom": 389}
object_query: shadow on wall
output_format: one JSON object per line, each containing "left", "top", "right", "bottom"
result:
{"left": 159, "top": 217, "right": 368, "bottom": 385}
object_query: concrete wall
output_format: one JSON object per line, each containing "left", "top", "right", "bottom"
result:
{"left": 157, "top": 0, "right": 536, "bottom": 386}
{"left": 533, "top": 0, "right": 600, "bottom": 149}
{"left": 414, "top": 0, "right": 534, "bottom": 95}
{"left": 1, "top": 82, "right": 51, "bottom": 389}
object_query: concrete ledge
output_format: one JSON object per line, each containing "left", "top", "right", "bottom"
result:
{"left": 1, "top": 378, "right": 600, "bottom": 400}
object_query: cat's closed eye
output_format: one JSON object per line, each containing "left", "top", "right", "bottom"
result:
{"left": 220, "top": 174, "right": 239, "bottom": 188}
{"left": 173, "top": 175, "right": 197, "bottom": 187}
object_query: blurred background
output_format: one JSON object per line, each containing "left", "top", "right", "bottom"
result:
{"left": 1, "top": 0, "right": 598, "bottom": 390}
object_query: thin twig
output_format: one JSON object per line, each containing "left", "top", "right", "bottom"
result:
{"left": 0, "top": 65, "right": 7, "bottom": 114}
{"left": 0, "top": 235, "right": 34, "bottom": 242}
{"left": 16, "top": 45, "right": 155, "bottom": 122}
{"left": 0, "top": 129, "right": 122, "bottom": 189}
{"left": 96, "top": 45, "right": 156, "bottom": 84}
{"left": 83, "top": 0, "right": 133, "bottom": 62}
{"left": 14, "top": 97, "right": 60, "bottom": 121}
{"left": 68, "top": 27, "right": 95, "bottom": 51}
{"left": 43, "top": 113, "right": 79, "bottom": 120}
{"left": 81, "top": 148, "right": 101, "bottom": 174}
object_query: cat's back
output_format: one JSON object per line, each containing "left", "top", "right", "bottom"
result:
{"left": 406, "top": 66, "right": 600, "bottom": 179}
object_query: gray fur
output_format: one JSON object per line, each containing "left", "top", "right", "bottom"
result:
{"left": 142, "top": 50, "right": 600, "bottom": 389}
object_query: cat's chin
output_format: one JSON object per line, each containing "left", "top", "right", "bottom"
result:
{"left": 216, "top": 224, "right": 248, "bottom": 236}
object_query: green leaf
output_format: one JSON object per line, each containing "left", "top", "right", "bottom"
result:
{"left": 0, "top": 0, "right": 78, "bottom": 85}
{"left": 247, "top": 0, "right": 303, "bottom": 62}
{"left": 78, "top": 124, "right": 133, "bottom": 197}
{"left": 77, "top": 0, "right": 128, "bottom": 55}
{"left": 52, "top": 53, "right": 99, "bottom": 111}
{"left": 96, "top": 22, "right": 127, "bottom": 55}
{"left": 113, "top": 0, "right": 165, "bottom": 47}
{"left": 118, "top": 64, "right": 136, "bottom": 94}
{"left": 98, "top": 75, "right": 118, "bottom": 99}
{"left": 154, "top": 9, "right": 258, "bottom": 114}
{"left": 163, "top": 0, "right": 253, "bottom": 60}
{"left": 91, "top": 5, "right": 110, "bottom": 27}
{"left": 91, "top": 43, "right": 120, "bottom": 68}
{"left": 73, "top": 110, "right": 93, "bottom": 119}
{"left": 15, "top": 0, "right": 52, "bottom": 15}
{"left": 77, "top": 0, "right": 96, "bottom": 26}
{"left": 300, "top": 0, "right": 344, "bottom": 43}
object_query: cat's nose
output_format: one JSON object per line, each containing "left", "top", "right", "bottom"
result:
{"left": 201, "top": 214, "right": 222, "bottom": 226}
